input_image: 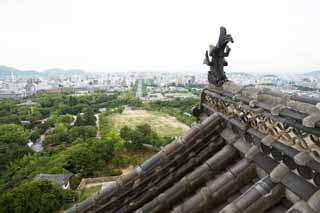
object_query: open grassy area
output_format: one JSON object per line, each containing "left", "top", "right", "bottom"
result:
{"left": 107, "top": 110, "right": 189, "bottom": 138}
{"left": 164, "top": 92, "right": 193, "bottom": 97}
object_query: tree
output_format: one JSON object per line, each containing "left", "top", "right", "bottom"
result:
{"left": 0, "top": 143, "right": 31, "bottom": 171}
{"left": 83, "top": 108, "right": 96, "bottom": 126}
{"left": 120, "top": 124, "right": 161, "bottom": 150}
{"left": 0, "top": 124, "right": 29, "bottom": 145}
{"left": 136, "top": 124, "right": 160, "bottom": 147}
{"left": 120, "top": 126, "right": 144, "bottom": 151}
{"left": 75, "top": 114, "right": 85, "bottom": 126}
{"left": 0, "top": 115, "right": 20, "bottom": 125}
{"left": 29, "top": 130, "right": 41, "bottom": 142}
{"left": 91, "top": 140, "right": 115, "bottom": 162}
{"left": 127, "top": 129, "right": 145, "bottom": 151}
{"left": 117, "top": 106, "right": 124, "bottom": 114}
{"left": 65, "top": 140, "right": 114, "bottom": 177}
{"left": 68, "top": 96, "right": 78, "bottom": 106}
{"left": 70, "top": 126, "right": 96, "bottom": 142}
{"left": 45, "top": 127, "right": 70, "bottom": 145}
{"left": 36, "top": 120, "right": 54, "bottom": 134}
{"left": 57, "top": 114, "right": 74, "bottom": 124}
{"left": 0, "top": 124, "right": 30, "bottom": 171}
{"left": 38, "top": 108, "right": 50, "bottom": 118}
{"left": 120, "top": 126, "right": 133, "bottom": 141}
{"left": 75, "top": 109, "right": 96, "bottom": 126}
{"left": 136, "top": 124, "right": 152, "bottom": 137}
{"left": 0, "top": 180, "right": 74, "bottom": 213}
{"left": 71, "top": 104, "right": 88, "bottom": 115}
{"left": 0, "top": 99, "right": 17, "bottom": 117}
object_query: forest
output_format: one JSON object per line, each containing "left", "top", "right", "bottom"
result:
{"left": 0, "top": 90, "right": 198, "bottom": 212}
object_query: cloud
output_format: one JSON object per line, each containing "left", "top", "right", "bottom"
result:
{"left": 0, "top": 0, "right": 319, "bottom": 73}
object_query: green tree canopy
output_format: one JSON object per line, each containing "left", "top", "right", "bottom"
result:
{"left": 57, "top": 114, "right": 74, "bottom": 124}
{"left": 120, "top": 124, "right": 160, "bottom": 151}
{"left": 83, "top": 108, "right": 96, "bottom": 126}
{"left": 120, "top": 125, "right": 133, "bottom": 142}
{"left": 0, "top": 99, "right": 18, "bottom": 117}
{"left": 70, "top": 126, "right": 96, "bottom": 142}
{"left": 0, "top": 124, "right": 30, "bottom": 171}
{"left": 29, "top": 130, "right": 41, "bottom": 142}
{"left": 0, "top": 124, "right": 29, "bottom": 145}
{"left": 45, "top": 127, "right": 70, "bottom": 145}
{"left": 75, "top": 113, "right": 84, "bottom": 126}
{"left": 0, "top": 115, "right": 20, "bottom": 125}
{"left": 0, "top": 143, "right": 31, "bottom": 171}
{"left": 0, "top": 180, "right": 74, "bottom": 213}
{"left": 75, "top": 108, "right": 96, "bottom": 127}
{"left": 65, "top": 140, "right": 115, "bottom": 177}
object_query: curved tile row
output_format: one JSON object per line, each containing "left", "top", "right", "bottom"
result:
{"left": 246, "top": 127, "right": 320, "bottom": 188}
{"left": 110, "top": 137, "right": 224, "bottom": 212}
{"left": 136, "top": 145, "right": 239, "bottom": 213}
{"left": 100, "top": 134, "right": 225, "bottom": 212}
{"left": 220, "top": 115, "right": 320, "bottom": 202}
{"left": 172, "top": 159, "right": 256, "bottom": 213}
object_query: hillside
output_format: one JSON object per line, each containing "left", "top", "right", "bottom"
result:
{"left": 0, "top": 65, "right": 86, "bottom": 79}
{"left": 0, "top": 65, "right": 39, "bottom": 79}
{"left": 303, "top": 70, "right": 320, "bottom": 77}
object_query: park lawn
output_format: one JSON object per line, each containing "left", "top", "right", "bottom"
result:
{"left": 164, "top": 92, "right": 191, "bottom": 97}
{"left": 107, "top": 110, "right": 189, "bottom": 138}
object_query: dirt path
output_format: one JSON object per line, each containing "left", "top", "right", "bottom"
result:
{"left": 95, "top": 113, "right": 101, "bottom": 139}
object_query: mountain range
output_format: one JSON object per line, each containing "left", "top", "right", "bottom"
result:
{"left": 302, "top": 70, "right": 320, "bottom": 77}
{"left": 0, "top": 65, "right": 319, "bottom": 79}
{"left": 0, "top": 66, "right": 86, "bottom": 79}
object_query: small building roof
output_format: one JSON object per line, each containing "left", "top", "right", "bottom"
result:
{"left": 34, "top": 173, "right": 72, "bottom": 186}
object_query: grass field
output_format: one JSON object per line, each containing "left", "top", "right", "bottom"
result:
{"left": 107, "top": 110, "right": 189, "bottom": 138}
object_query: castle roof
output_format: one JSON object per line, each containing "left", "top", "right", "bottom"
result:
{"left": 35, "top": 173, "right": 72, "bottom": 186}
{"left": 65, "top": 27, "right": 320, "bottom": 213}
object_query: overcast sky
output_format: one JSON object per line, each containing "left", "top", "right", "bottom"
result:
{"left": 0, "top": 0, "right": 319, "bottom": 73}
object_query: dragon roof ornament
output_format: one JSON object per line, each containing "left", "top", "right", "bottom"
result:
{"left": 201, "top": 27, "right": 320, "bottom": 163}
{"left": 204, "top": 26, "right": 233, "bottom": 86}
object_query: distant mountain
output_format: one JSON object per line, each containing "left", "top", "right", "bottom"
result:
{"left": 0, "top": 66, "right": 39, "bottom": 79}
{"left": 303, "top": 70, "right": 320, "bottom": 77}
{"left": 0, "top": 65, "right": 87, "bottom": 79}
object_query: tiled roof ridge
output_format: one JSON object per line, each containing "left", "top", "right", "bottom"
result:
{"left": 136, "top": 145, "right": 240, "bottom": 213}
{"left": 201, "top": 82, "right": 320, "bottom": 163}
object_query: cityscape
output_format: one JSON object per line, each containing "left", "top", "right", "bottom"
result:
{"left": 1, "top": 66, "right": 319, "bottom": 100}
